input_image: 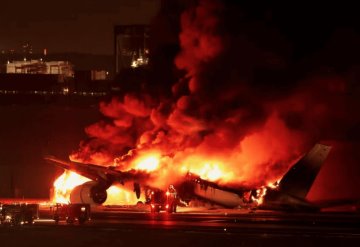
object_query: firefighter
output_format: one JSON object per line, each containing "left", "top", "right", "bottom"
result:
{"left": 167, "top": 185, "right": 178, "bottom": 213}
{"left": 168, "top": 185, "right": 176, "bottom": 195}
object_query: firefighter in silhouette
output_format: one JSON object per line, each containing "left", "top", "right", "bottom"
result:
{"left": 167, "top": 185, "right": 178, "bottom": 213}
{"left": 168, "top": 185, "right": 176, "bottom": 195}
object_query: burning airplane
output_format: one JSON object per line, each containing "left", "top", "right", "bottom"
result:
{"left": 45, "top": 0, "right": 359, "bottom": 211}
{"left": 45, "top": 143, "right": 335, "bottom": 211}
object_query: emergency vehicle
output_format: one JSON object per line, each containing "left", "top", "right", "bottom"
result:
{"left": 0, "top": 203, "right": 39, "bottom": 226}
{"left": 52, "top": 203, "right": 90, "bottom": 224}
{"left": 149, "top": 185, "right": 178, "bottom": 213}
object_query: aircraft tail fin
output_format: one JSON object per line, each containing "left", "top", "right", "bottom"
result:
{"left": 277, "top": 144, "right": 331, "bottom": 200}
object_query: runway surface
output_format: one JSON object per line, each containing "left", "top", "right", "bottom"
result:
{"left": 1, "top": 206, "right": 360, "bottom": 247}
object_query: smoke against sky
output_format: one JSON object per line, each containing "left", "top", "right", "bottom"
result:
{"left": 69, "top": 1, "right": 360, "bottom": 194}
{"left": 0, "top": 0, "right": 160, "bottom": 54}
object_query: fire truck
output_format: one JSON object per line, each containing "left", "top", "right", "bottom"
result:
{"left": 52, "top": 203, "right": 91, "bottom": 224}
{"left": 148, "top": 185, "right": 178, "bottom": 213}
{"left": 0, "top": 203, "right": 39, "bottom": 226}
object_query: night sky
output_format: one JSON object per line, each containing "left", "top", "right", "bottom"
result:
{"left": 0, "top": 0, "right": 160, "bottom": 54}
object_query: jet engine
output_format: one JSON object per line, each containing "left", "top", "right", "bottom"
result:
{"left": 70, "top": 181, "right": 108, "bottom": 205}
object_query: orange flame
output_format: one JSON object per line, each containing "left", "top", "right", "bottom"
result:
{"left": 52, "top": 170, "right": 90, "bottom": 204}
{"left": 104, "top": 185, "right": 144, "bottom": 205}
{"left": 132, "top": 153, "right": 160, "bottom": 172}
{"left": 52, "top": 171, "right": 142, "bottom": 205}
{"left": 180, "top": 157, "right": 235, "bottom": 182}
{"left": 251, "top": 187, "right": 267, "bottom": 205}
{"left": 52, "top": 149, "right": 282, "bottom": 206}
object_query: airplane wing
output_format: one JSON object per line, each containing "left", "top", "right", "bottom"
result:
{"left": 44, "top": 156, "right": 150, "bottom": 186}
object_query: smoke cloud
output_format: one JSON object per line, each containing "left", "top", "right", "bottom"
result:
{"left": 71, "top": 0, "right": 360, "bottom": 190}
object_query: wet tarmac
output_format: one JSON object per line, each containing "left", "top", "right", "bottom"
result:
{"left": 1, "top": 206, "right": 360, "bottom": 247}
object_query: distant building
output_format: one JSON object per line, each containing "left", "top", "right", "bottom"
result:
{"left": 114, "top": 25, "right": 150, "bottom": 74}
{"left": 74, "top": 70, "right": 110, "bottom": 92}
{"left": 21, "top": 41, "right": 33, "bottom": 57}
{"left": 6, "top": 59, "right": 74, "bottom": 78}
{"left": 91, "top": 70, "right": 109, "bottom": 81}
